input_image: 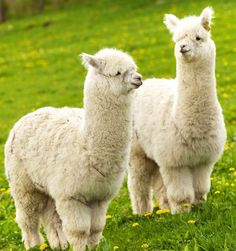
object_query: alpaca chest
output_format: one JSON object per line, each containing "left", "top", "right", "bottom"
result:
{"left": 78, "top": 170, "right": 125, "bottom": 202}
{"left": 155, "top": 129, "right": 225, "bottom": 168}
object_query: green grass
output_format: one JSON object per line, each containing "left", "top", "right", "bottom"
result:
{"left": 0, "top": 0, "right": 236, "bottom": 250}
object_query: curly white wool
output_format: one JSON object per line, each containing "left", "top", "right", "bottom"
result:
{"left": 128, "top": 7, "right": 226, "bottom": 215}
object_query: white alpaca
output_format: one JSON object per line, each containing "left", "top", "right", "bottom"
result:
{"left": 128, "top": 7, "right": 226, "bottom": 215}
{"left": 5, "top": 48, "right": 142, "bottom": 251}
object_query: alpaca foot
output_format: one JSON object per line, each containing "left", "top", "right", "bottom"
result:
{"left": 23, "top": 231, "right": 44, "bottom": 250}
{"left": 87, "top": 231, "right": 103, "bottom": 249}
{"left": 157, "top": 196, "right": 170, "bottom": 210}
{"left": 46, "top": 223, "right": 68, "bottom": 250}
{"left": 133, "top": 197, "right": 153, "bottom": 215}
{"left": 194, "top": 193, "right": 207, "bottom": 204}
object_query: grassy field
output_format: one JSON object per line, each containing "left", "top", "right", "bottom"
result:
{"left": 0, "top": 0, "right": 236, "bottom": 250}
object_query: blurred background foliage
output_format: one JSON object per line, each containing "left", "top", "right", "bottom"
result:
{"left": 0, "top": 0, "right": 84, "bottom": 22}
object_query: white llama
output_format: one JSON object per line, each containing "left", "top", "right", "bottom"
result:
{"left": 128, "top": 7, "right": 226, "bottom": 214}
{"left": 5, "top": 48, "right": 142, "bottom": 250}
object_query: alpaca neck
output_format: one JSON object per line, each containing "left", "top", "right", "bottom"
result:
{"left": 83, "top": 77, "right": 132, "bottom": 174}
{"left": 175, "top": 57, "right": 218, "bottom": 119}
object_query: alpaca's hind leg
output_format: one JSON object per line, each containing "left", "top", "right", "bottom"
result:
{"left": 128, "top": 144, "right": 155, "bottom": 214}
{"left": 192, "top": 166, "right": 213, "bottom": 204}
{"left": 41, "top": 197, "right": 67, "bottom": 249}
{"left": 56, "top": 198, "right": 91, "bottom": 251}
{"left": 160, "top": 166, "right": 194, "bottom": 214}
{"left": 152, "top": 167, "right": 169, "bottom": 210}
{"left": 87, "top": 201, "right": 109, "bottom": 249}
{"left": 13, "top": 188, "right": 46, "bottom": 249}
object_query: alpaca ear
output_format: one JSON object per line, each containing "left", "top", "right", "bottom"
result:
{"left": 200, "top": 7, "right": 214, "bottom": 31}
{"left": 164, "top": 14, "right": 180, "bottom": 33}
{"left": 81, "top": 53, "right": 105, "bottom": 70}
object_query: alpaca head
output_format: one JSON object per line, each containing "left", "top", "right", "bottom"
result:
{"left": 81, "top": 48, "right": 142, "bottom": 96}
{"left": 164, "top": 7, "right": 215, "bottom": 63}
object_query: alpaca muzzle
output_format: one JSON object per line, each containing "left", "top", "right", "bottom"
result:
{"left": 130, "top": 73, "right": 143, "bottom": 88}
{"left": 180, "top": 44, "right": 190, "bottom": 54}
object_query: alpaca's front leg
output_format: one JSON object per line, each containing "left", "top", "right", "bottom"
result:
{"left": 192, "top": 165, "right": 213, "bottom": 203}
{"left": 152, "top": 167, "right": 169, "bottom": 210}
{"left": 87, "top": 201, "right": 109, "bottom": 249}
{"left": 56, "top": 199, "right": 91, "bottom": 251}
{"left": 160, "top": 166, "right": 194, "bottom": 214}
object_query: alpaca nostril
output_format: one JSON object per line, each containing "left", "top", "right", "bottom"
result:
{"left": 136, "top": 76, "right": 141, "bottom": 81}
{"left": 180, "top": 44, "right": 190, "bottom": 54}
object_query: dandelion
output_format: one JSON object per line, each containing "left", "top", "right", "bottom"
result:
{"left": 187, "top": 220, "right": 196, "bottom": 224}
{"left": 144, "top": 212, "right": 152, "bottom": 217}
{"left": 214, "top": 190, "right": 220, "bottom": 194}
{"left": 233, "top": 171, "right": 236, "bottom": 177}
{"left": 154, "top": 201, "right": 159, "bottom": 208}
{"left": 156, "top": 209, "right": 170, "bottom": 215}
{"left": 222, "top": 93, "right": 229, "bottom": 99}
{"left": 141, "top": 243, "right": 149, "bottom": 249}
{"left": 229, "top": 167, "right": 235, "bottom": 172}
{"left": 5, "top": 188, "right": 10, "bottom": 194}
{"left": 39, "top": 243, "right": 48, "bottom": 250}
{"left": 0, "top": 188, "right": 6, "bottom": 193}
{"left": 182, "top": 203, "right": 191, "bottom": 208}
{"left": 224, "top": 142, "right": 229, "bottom": 151}
{"left": 231, "top": 183, "right": 235, "bottom": 187}
{"left": 106, "top": 215, "right": 112, "bottom": 220}
{"left": 132, "top": 222, "right": 140, "bottom": 227}
{"left": 113, "top": 246, "right": 119, "bottom": 250}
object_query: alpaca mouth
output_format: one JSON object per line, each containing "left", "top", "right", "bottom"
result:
{"left": 180, "top": 49, "right": 191, "bottom": 54}
{"left": 131, "top": 82, "right": 142, "bottom": 88}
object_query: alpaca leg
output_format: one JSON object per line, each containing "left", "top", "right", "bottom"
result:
{"left": 87, "top": 201, "right": 109, "bottom": 249}
{"left": 14, "top": 189, "right": 46, "bottom": 249}
{"left": 41, "top": 197, "right": 67, "bottom": 249}
{"left": 192, "top": 165, "right": 213, "bottom": 203}
{"left": 152, "top": 167, "right": 169, "bottom": 210}
{"left": 160, "top": 167, "right": 194, "bottom": 214}
{"left": 56, "top": 199, "right": 91, "bottom": 251}
{"left": 128, "top": 145, "right": 155, "bottom": 214}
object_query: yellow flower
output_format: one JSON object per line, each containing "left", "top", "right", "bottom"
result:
{"left": 233, "top": 171, "right": 236, "bottom": 177}
{"left": 156, "top": 209, "right": 170, "bottom": 215}
{"left": 214, "top": 191, "right": 220, "bottom": 194}
{"left": 106, "top": 215, "right": 112, "bottom": 220}
{"left": 187, "top": 220, "right": 195, "bottom": 224}
{"left": 39, "top": 243, "right": 48, "bottom": 250}
{"left": 141, "top": 243, "right": 149, "bottom": 248}
{"left": 224, "top": 142, "right": 230, "bottom": 151}
{"left": 231, "top": 183, "right": 235, "bottom": 187}
{"left": 144, "top": 212, "right": 152, "bottom": 217}
{"left": 182, "top": 203, "right": 191, "bottom": 208}
{"left": 113, "top": 246, "right": 119, "bottom": 250}
{"left": 0, "top": 188, "right": 6, "bottom": 193}
{"left": 154, "top": 201, "right": 159, "bottom": 208}
{"left": 5, "top": 188, "right": 10, "bottom": 194}
{"left": 229, "top": 167, "right": 235, "bottom": 172}
{"left": 132, "top": 222, "right": 140, "bottom": 227}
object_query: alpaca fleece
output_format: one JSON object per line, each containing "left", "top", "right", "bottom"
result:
{"left": 128, "top": 7, "right": 226, "bottom": 214}
{"left": 5, "top": 48, "right": 142, "bottom": 250}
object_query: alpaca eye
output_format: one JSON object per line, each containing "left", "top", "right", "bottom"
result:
{"left": 196, "top": 36, "right": 201, "bottom": 41}
{"left": 116, "top": 71, "right": 121, "bottom": 76}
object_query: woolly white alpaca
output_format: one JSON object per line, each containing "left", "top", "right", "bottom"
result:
{"left": 128, "top": 7, "right": 226, "bottom": 214}
{"left": 5, "top": 48, "right": 142, "bottom": 251}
